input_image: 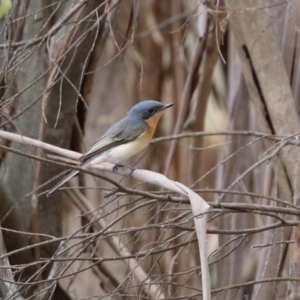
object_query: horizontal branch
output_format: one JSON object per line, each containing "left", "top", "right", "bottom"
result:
{"left": 0, "top": 129, "right": 211, "bottom": 300}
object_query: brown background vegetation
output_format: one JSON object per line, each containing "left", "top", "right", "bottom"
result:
{"left": 0, "top": 0, "right": 300, "bottom": 299}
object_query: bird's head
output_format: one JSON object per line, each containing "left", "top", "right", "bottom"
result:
{"left": 128, "top": 100, "right": 174, "bottom": 120}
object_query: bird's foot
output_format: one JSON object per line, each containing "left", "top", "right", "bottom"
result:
{"left": 113, "top": 164, "right": 137, "bottom": 177}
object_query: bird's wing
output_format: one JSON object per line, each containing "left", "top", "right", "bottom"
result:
{"left": 47, "top": 117, "right": 147, "bottom": 196}
{"left": 79, "top": 117, "right": 147, "bottom": 162}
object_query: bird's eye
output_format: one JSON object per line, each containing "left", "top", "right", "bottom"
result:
{"left": 148, "top": 108, "right": 155, "bottom": 114}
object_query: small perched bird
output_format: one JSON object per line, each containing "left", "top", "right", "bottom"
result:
{"left": 47, "top": 100, "right": 174, "bottom": 195}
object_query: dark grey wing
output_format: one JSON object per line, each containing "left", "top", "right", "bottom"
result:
{"left": 79, "top": 117, "right": 147, "bottom": 163}
{"left": 106, "top": 116, "right": 147, "bottom": 140}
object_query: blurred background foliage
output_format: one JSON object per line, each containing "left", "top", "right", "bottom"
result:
{"left": 0, "top": 0, "right": 300, "bottom": 299}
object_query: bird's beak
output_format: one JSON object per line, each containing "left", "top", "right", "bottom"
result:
{"left": 159, "top": 103, "right": 174, "bottom": 111}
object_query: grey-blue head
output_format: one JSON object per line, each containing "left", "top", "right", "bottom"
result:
{"left": 128, "top": 100, "right": 174, "bottom": 120}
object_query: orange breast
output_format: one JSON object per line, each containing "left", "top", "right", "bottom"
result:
{"left": 144, "top": 110, "right": 165, "bottom": 139}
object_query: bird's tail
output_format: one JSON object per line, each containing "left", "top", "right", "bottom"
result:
{"left": 46, "top": 160, "right": 91, "bottom": 196}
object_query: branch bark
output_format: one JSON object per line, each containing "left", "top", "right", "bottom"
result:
{"left": 225, "top": 0, "right": 300, "bottom": 299}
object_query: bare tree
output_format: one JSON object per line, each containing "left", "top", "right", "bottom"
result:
{"left": 0, "top": 0, "right": 300, "bottom": 299}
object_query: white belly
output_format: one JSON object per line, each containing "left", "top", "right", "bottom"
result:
{"left": 89, "top": 133, "right": 151, "bottom": 165}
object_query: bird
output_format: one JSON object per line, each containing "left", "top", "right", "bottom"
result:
{"left": 47, "top": 100, "right": 174, "bottom": 195}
